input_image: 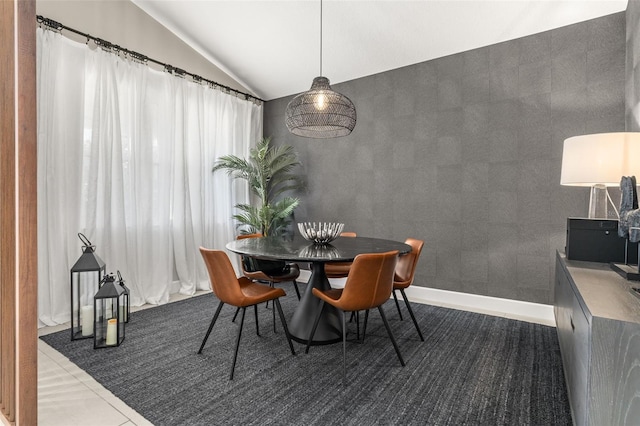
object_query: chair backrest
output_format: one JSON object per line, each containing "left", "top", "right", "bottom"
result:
{"left": 394, "top": 238, "right": 424, "bottom": 285}
{"left": 235, "top": 233, "right": 285, "bottom": 274}
{"left": 199, "top": 248, "right": 245, "bottom": 305}
{"left": 237, "top": 233, "right": 263, "bottom": 240}
{"left": 339, "top": 250, "right": 399, "bottom": 312}
{"left": 340, "top": 232, "right": 357, "bottom": 238}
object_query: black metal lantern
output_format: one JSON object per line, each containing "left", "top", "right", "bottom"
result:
{"left": 70, "top": 233, "right": 106, "bottom": 341}
{"left": 93, "top": 274, "right": 125, "bottom": 349}
{"left": 116, "top": 271, "right": 130, "bottom": 323}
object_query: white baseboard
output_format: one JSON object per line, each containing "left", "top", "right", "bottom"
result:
{"left": 402, "top": 286, "right": 556, "bottom": 327}
{"left": 298, "top": 269, "right": 556, "bottom": 327}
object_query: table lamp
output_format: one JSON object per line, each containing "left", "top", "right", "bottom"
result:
{"left": 560, "top": 132, "right": 640, "bottom": 219}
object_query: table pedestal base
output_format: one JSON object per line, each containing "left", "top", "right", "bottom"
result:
{"left": 288, "top": 262, "right": 342, "bottom": 345}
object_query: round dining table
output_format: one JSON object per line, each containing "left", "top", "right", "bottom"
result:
{"left": 226, "top": 234, "right": 411, "bottom": 345}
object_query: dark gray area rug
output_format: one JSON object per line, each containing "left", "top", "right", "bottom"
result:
{"left": 41, "top": 288, "right": 572, "bottom": 425}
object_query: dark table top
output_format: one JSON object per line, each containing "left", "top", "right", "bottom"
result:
{"left": 226, "top": 235, "right": 411, "bottom": 263}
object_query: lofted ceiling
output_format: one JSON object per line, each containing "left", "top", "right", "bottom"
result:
{"left": 132, "top": 0, "right": 628, "bottom": 101}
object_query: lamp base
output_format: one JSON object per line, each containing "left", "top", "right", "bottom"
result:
{"left": 588, "top": 184, "right": 613, "bottom": 219}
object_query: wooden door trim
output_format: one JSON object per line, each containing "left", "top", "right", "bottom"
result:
{"left": 0, "top": 0, "right": 38, "bottom": 424}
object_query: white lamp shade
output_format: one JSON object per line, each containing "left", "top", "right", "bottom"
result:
{"left": 560, "top": 132, "right": 640, "bottom": 187}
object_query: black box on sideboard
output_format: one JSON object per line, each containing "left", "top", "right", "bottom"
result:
{"left": 566, "top": 218, "right": 638, "bottom": 263}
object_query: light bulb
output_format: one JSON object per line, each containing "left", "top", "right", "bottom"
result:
{"left": 314, "top": 92, "right": 328, "bottom": 111}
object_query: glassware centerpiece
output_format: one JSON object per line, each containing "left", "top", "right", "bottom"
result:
{"left": 298, "top": 222, "right": 344, "bottom": 244}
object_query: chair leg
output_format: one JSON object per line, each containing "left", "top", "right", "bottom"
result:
{"left": 254, "top": 304, "right": 260, "bottom": 336}
{"left": 258, "top": 283, "right": 277, "bottom": 332}
{"left": 342, "top": 310, "right": 347, "bottom": 385}
{"left": 400, "top": 288, "right": 424, "bottom": 341}
{"left": 292, "top": 280, "right": 301, "bottom": 300}
{"left": 232, "top": 306, "right": 240, "bottom": 322}
{"left": 305, "top": 300, "right": 325, "bottom": 354}
{"left": 392, "top": 289, "right": 403, "bottom": 321}
{"left": 198, "top": 301, "right": 224, "bottom": 354}
{"left": 274, "top": 299, "right": 296, "bottom": 356}
{"left": 355, "top": 310, "right": 360, "bottom": 341}
{"left": 265, "top": 282, "right": 274, "bottom": 308}
{"left": 362, "top": 309, "right": 370, "bottom": 343}
{"left": 268, "top": 282, "right": 278, "bottom": 335}
{"left": 273, "top": 297, "right": 277, "bottom": 334}
{"left": 230, "top": 307, "right": 246, "bottom": 380}
{"left": 378, "top": 305, "right": 405, "bottom": 367}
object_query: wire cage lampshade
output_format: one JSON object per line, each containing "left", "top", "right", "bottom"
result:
{"left": 285, "top": 77, "right": 356, "bottom": 138}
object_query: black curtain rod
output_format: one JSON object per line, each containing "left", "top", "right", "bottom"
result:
{"left": 36, "top": 15, "right": 264, "bottom": 104}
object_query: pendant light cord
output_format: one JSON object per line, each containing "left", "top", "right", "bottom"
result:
{"left": 320, "top": 0, "right": 323, "bottom": 77}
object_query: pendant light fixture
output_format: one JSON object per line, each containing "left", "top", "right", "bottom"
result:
{"left": 285, "top": 0, "right": 356, "bottom": 138}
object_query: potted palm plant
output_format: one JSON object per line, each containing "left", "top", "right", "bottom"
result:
{"left": 213, "top": 136, "right": 305, "bottom": 237}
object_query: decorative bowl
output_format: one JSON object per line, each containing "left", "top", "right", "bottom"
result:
{"left": 297, "top": 222, "right": 345, "bottom": 244}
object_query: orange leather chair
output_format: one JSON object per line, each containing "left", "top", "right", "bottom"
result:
{"left": 392, "top": 238, "right": 425, "bottom": 341}
{"left": 324, "top": 232, "right": 356, "bottom": 278}
{"left": 305, "top": 250, "right": 404, "bottom": 382}
{"left": 236, "top": 233, "right": 301, "bottom": 332}
{"left": 197, "top": 248, "right": 295, "bottom": 380}
{"left": 237, "top": 233, "right": 301, "bottom": 299}
{"left": 362, "top": 238, "right": 425, "bottom": 342}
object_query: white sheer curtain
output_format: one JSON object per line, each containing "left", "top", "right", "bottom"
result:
{"left": 36, "top": 28, "right": 261, "bottom": 326}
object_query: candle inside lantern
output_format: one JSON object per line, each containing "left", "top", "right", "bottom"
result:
{"left": 105, "top": 318, "right": 117, "bottom": 345}
{"left": 81, "top": 305, "right": 94, "bottom": 336}
{"left": 105, "top": 300, "right": 113, "bottom": 319}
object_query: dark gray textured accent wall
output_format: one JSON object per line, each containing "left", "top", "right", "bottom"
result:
{"left": 264, "top": 12, "right": 626, "bottom": 305}
{"left": 626, "top": 0, "right": 640, "bottom": 131}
